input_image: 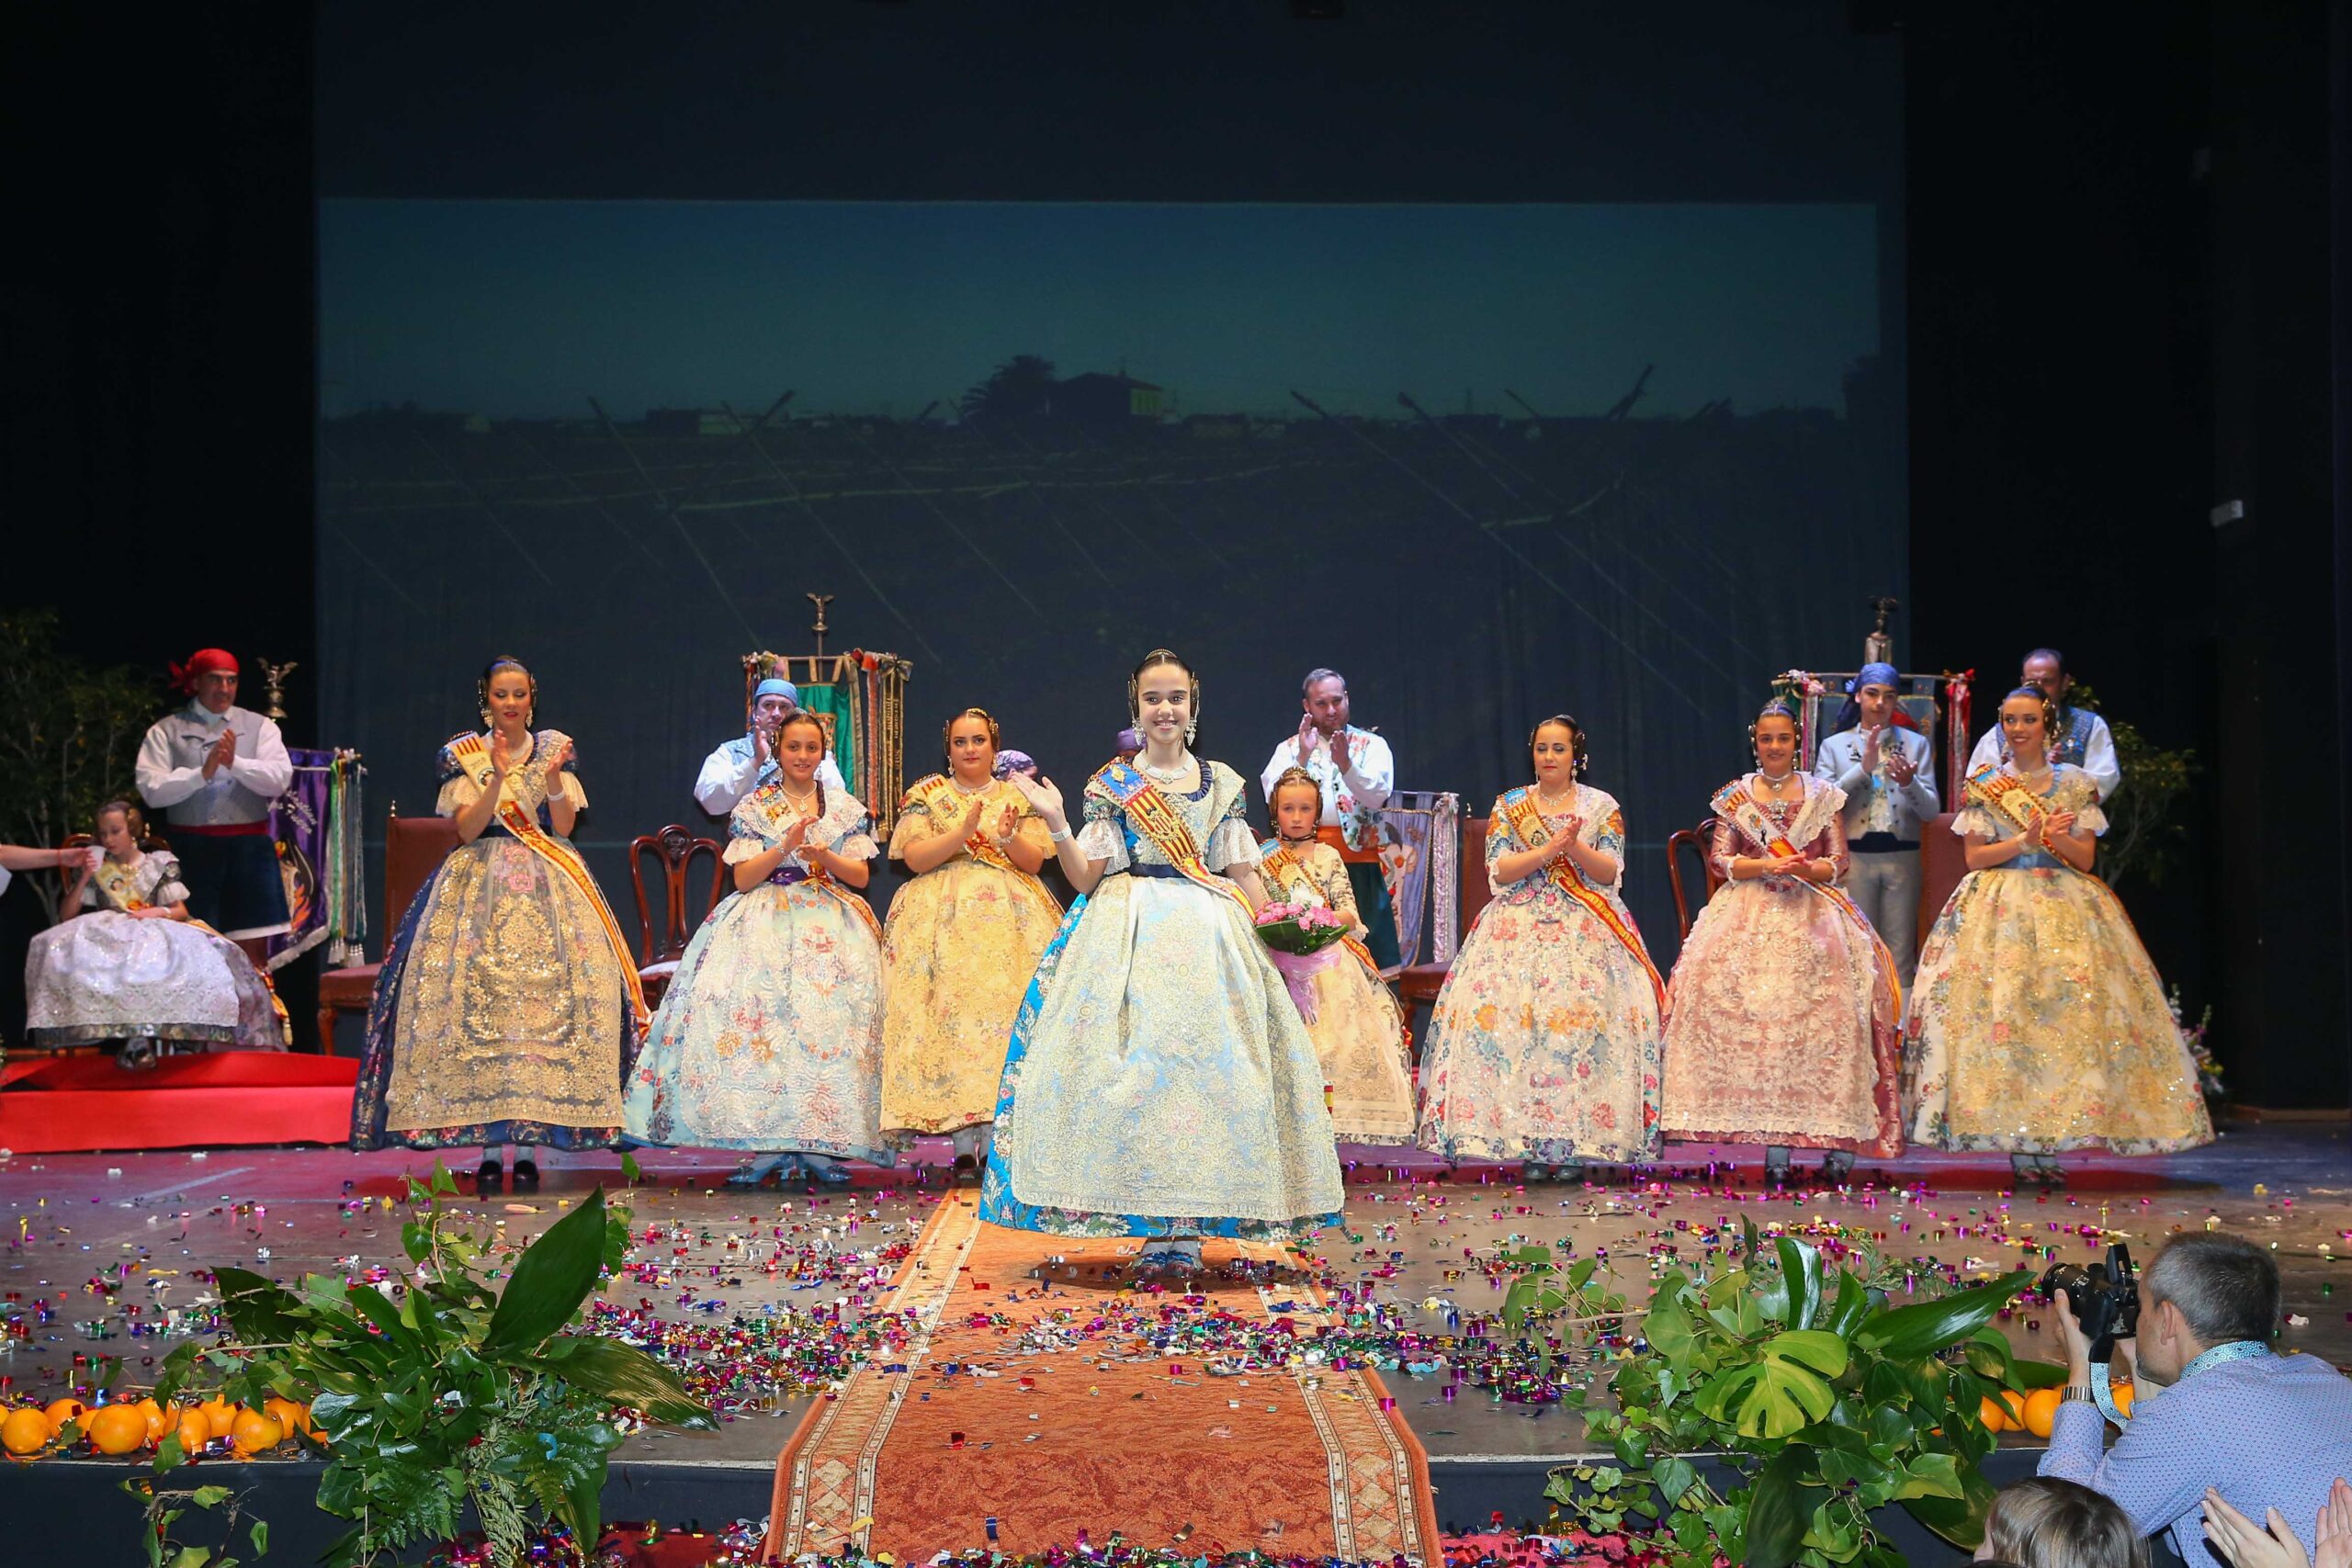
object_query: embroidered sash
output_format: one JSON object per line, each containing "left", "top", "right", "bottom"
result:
{"left": 748, "top": 779, "right": 885, "bottom": 942}
{"left": 449, "top": 735, "right": 650, "bottom": 1033}
{"left": 1496, "top": 789, "right": 1667, "bottom": 1017}
{"left": 1095, "top": 761, "right": 1252, "bottom": 915}
{"left": 906, "top": 773, "right": 1019, "bottom": 873}
{"left": 1710, "top": 779, "right": 1905, "bottom": 1007}
{"left": 1258, "top": 838, "right": 1384, "bottom": 981}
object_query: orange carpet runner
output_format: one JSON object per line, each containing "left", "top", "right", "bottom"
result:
{"left": 765, "top": 1195, "right": 1442, "bottom": 1561}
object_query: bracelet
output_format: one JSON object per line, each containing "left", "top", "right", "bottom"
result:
{"left": 1048, "top": 823, "right": 1072, "bottom": 844}
{"left": 2063, "top": 1383, "right": 2094, "bottom": 1404}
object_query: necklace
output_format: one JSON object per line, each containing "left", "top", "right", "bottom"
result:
{"left": 1534, "top": 784, "right": 1577, "bottom": 811}
{"left": 779, "top": 784, "right": 819, "bottom": 810}
{"left": 1758, "top": 767, "right": 1797, "bottom": 786}
{"left": 947, "top": 773, "right": 991, "bottom": 795}
{"left": 1139, "top": 752, "right": 1193, "bottom": 783}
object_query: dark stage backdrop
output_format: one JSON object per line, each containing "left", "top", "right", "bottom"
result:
{"left": 317, "top": 199, "right": 1899, "bottom": 953}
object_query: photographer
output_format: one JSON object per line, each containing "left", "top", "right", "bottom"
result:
{"left": 2041, "top": 1235, "right": 2352, "bottom": 1568}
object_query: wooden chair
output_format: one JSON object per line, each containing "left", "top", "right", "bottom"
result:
{"left": 1393, "top": 815, "right": 1493, "bottom": 1005}
{"left": 315, "top": 811, "right": 461, "bottom": 1057}
{"left": 629, "top": 824, "right": 726, "bottom": 1005}
{"left": 1917, "top": 810, "right": 1968, "bottom": 946}
{"left": 1665, "top": 816, "right": 1728, "bottom": 941}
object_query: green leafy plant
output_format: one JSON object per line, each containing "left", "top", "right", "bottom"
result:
{"left": 119, "top": 1479, "right": 266, "bottom": 1568}
{"left": 2065, "top": 682, "right": 2196, "bottom": 892}
{"left": 150, "top": 1162, "right": 712, "bottom": 1567}
{"left": 0, "top": 609, "right": 160, "bottom": 920}
{"left": 1529, "top": 1223, "right": 2051, "bottom": 1568}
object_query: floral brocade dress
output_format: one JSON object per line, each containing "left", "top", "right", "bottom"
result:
{"left": 1256, "top": 837, "right": 1417, "bottom": 1144}
{"left": 353, "top": 730, "right": 641, "bottom": 1151}
{"left": 624, "top": 785, "right": 894, "bottom": 1162}
{"left": 1417, "top": 784, "right": 1664, "bottom": 1165}
{"left": 878, "top": 777, "right": 1062, "bottom": 1136}
{"left": 1904, "top": 763, "right": 2211, "bottom": 1155}
{"left": 978, "top": 756, "right": 1344, "bottom": 1239}
{"left": 1659, "top": 777, "right": 1904, "bottom": 1156}
{"left": 26, "top": 852, "right": 284, "bottom": 1050}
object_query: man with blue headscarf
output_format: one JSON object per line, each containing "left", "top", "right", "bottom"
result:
{"left": 694, "top": 677, "right": 844, "bottom": 818}
{"left": 1813, "top": 660, "right": 1939, "bottom": 986}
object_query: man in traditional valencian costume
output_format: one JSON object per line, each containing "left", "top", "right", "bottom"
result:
{"left": 134, "top": 649, "right": 293, "bottom": 961}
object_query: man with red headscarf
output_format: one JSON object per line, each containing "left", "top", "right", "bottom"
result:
{"left": 134, "top": 649, "right": 294, "bottom": 950}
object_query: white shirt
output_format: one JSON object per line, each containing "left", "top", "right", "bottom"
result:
{"left": 1814, "top": 726, "right": 1939, "bottom": 840}
{"left": 694, "top": 735, "right": 846, "bottom": 818}
{"left": 1259, "top": 726, "right": 1395, "bottom": 850}
{"left": 135, "top": 702, "right": 293, "bottom": 826}
{"left": 1967, "top": 708, "right": 2119, "bottom": 800}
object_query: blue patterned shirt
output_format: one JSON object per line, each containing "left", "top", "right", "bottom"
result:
{"left": 2041, "top": 1351, "right": 2352, "bottom": 1568}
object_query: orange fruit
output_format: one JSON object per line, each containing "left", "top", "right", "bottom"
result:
{"left": 229, "top": 1408, "right": 282, "bottom": 1456}
{"left": 198, "top": 1397, "right": 237, "bottom": 1438}
{"left": 132, "top": 1398, "right": 169, "bottom": 1441}
{"left": 2111, "top": 1382, "right": 2135, "bottom": 1418}
{"left": 2, "top": 1407, "right": 50, "bottom": 1456}
{"left": 86, "top": 1404, "right": 148, "bottom": 1456}
{"left": 264, "top": 1396, "right": 312, "bottom": 1438}
{"left": 1977, "top": 1393, "right": 2010, "bottom": 1432}
{"left": 173, "top": 1410, "right": 211, "bottom": 1458}
{"left": 1998, "top": 1389, "right": 2030, "bottom": 1428}
{"left": 2022, "top": 1387, "right": 2063, "bottom": 1438}
{"left": 41, "top": 1398, "right": 88, "bottom": 1437}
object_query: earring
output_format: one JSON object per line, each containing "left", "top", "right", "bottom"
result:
{"left": 479, "top": 705, "right": 492, "bottom": 729}
{"left": 1184, "top": 718, "right": 1199, "bottom": 745}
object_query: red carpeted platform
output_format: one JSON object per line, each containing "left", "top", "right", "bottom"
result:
{"left": 0, "top": 1053, "right": 356, "bottom": 1153}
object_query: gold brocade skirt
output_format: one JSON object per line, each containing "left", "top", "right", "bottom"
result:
{"left": 354, "top": 835, "right": 636, "bottom": 1149}
{"left": 878, "top": 859, "right": 1061, "bottom": 1135}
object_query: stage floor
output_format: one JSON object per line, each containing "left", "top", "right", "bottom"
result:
{"left": 6, "top": 1122, "right": 2346, "bottom": 1476}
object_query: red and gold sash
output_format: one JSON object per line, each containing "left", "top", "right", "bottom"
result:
{"left": 1259, "top": 837, "right": 1383, "bottom": 980}
{"left": 1711, "top": 779, "right": 1905, "bottom": 1008}
{"left": 906, "top": 773, "right": 1020, "bottom": 874}
{"left": 450, "top": 734, "right": 650, "bottom": 1033}
{"left": 1496, "top": 788, "right": 1667, "bottom": 1018}
{"left": 748, "top": 778, "right": 886, "bottom": 942}
{"left": 1095, "top": 761, "right": 1253, "bottom": 916}
{"left": 1963, "top": 764, "right": 2054, "bottom": 840}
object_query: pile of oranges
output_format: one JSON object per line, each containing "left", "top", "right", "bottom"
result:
{"left": 1978, "top": 1382, "right": 2134, "bottom": 1438}
{"left": 0, "top": 1393, "right": 314, "bottom": 1462}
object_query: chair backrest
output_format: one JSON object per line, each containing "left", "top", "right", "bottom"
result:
{"left": 1918, "top": 809, "right": 1969, "bottom": 942}
{"left": 1459, "top": 816, "right": 1495, "bottom": 937}
{"left": 385, "top": 812, "right": 461, "bottom": 935}
{"left": 1665, "top": 816, "right": 1727, "bottom": 940}
{"left": 629, "top": 825, "right": 727, "bottom": 964}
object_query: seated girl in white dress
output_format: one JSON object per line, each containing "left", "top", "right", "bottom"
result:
{"left": 25, "top": 800, "right": 284, "bottom": 1062}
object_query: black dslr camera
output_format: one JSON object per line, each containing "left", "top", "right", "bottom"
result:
{"left": 2041, "top": 1243, "right": 2140, "bottom": 1361}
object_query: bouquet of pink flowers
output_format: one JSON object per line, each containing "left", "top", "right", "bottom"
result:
{"left": 1252, "top": 900, "right": 1349, "bottom": 956}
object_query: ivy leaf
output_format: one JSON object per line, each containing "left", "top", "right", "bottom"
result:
{"left": 1902, "top": 1463, "right": 1997, "bottom": 1548}
{"left": 190, "top": 1485, "right": 232, "bottom": 1507}
{"left": 1890, "top": 1451, "right": 1967, "bottom": 1502}
{"left": 248, "top": 1521, "right": 268, "bottom": 1557}
{"left": 481, "top": 1188, "right": 608, "bottom": 1359}
{"left": 1653, "top": 1455, "right": 1699, "bottom": 1505}
{"left": 1645, "top": 1279, "right": 1698, "bottom": 1370}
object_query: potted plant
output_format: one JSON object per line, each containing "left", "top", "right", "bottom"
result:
{"left": 142, "top": 1163, "right": 712, "bottom": 1566}
{"left": 1510, "top": 1222, "right": 2052, "bottom": 1568}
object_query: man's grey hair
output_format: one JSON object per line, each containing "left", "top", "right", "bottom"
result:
{"left": 1302, "top": 668, "right": 1346, "bottom": 696}
{"left": 2143, "top": 1234, "right": 2279, "bottom": 1346}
